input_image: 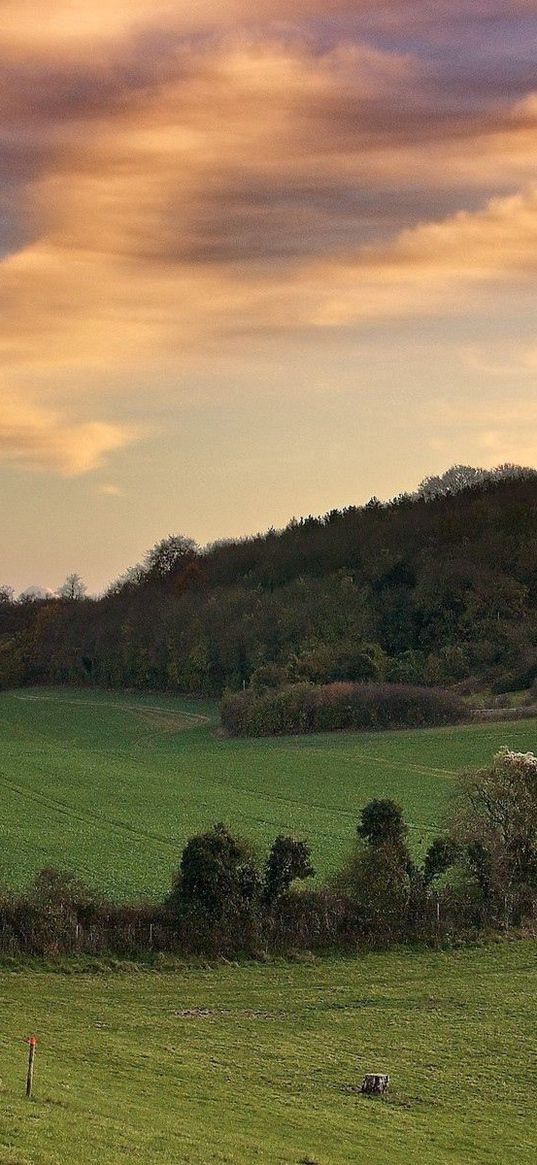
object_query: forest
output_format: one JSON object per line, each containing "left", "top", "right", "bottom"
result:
{"left": 1, "top": 469, "right": 537, "bottom": 699}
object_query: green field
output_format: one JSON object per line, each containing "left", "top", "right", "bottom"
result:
{"left": 1, "top": 690, "right": 537, "bottom": 1164}
{"left": 0, "top": 688, "right": 536, "bottom": 897}
{"left": 0, "top": 943, "right": 536, "bottom": 1164}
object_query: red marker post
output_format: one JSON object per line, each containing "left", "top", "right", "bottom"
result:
{"left": 25, "top": 1037, "right": 37, "bottom": 1099}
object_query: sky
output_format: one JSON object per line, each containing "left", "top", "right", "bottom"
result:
{"left": 1, "top": 1, "right": 537, "bottom": 593}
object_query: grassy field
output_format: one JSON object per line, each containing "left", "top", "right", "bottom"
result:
{"left": 0, "top": 943, "right": 536, "bottom": 1164}
{"left": 0, "top": 687, "right": 536, "bottom": 898}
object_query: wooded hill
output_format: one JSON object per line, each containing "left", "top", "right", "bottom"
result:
{"left": 1, "top": 472, "right": 537, "bottom": 696}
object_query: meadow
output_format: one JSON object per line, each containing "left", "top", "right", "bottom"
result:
{"left": 0, "top": 688, "right": 536, "bottom": 898}
{"left": 0, "top": 943, "right": 536, "bottom": 1164}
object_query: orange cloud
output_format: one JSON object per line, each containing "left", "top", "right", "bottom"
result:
{"left": 383, "top": 186, "right": 537, "bottom": 274}
{"left": 308, "top": 185, "right": 537, "bottom": 326}
{"left": 3, "top": 1, "right": 535, "bottom": 44}
{"left": 2, "top": 6, "right": 537, "bottom": 474}
{"left": 0, "top": 396, "right": 135, "bottom": 475}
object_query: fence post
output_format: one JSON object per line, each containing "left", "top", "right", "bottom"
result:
{"left": 25, "top": 1036, "right": 37, "bottom": 1099}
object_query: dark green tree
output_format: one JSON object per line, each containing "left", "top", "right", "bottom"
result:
{"left": 358, "top": 799, "right": 407, "bottom": 849}
{"left": 466, "top": 840, "right": 494, "bottom": 903}
{"left": 263, "top": 836, "right": 315, "bottom": 905}
{"left": 168, "top": 823, "right": 260, "bottom": 920}
{"left": 423, "top": 837, "right": 459, "bottom": 885}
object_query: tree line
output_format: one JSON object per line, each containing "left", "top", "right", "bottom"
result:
{"left": 1, "top": 469, "right": 537, "bottom": 699}
{"left": 1, "top": 748, "right": 536, "bottom": 960}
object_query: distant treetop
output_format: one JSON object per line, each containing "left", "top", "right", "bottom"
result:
{"left": 57, "top": 573, "right": 86, "bottom": 601}
{"left": 416, "top": 463, "right": 535, "bottom": 500}
{"left": 144, "top": 535, "right": 199, "bottom": 581}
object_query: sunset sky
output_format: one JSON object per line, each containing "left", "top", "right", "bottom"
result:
{"left": 1, "top": 1, "right": 537, "bottom": 592}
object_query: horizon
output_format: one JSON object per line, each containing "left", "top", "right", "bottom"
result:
{"left": 2, "top": 2, "right": 537, "bottom": 592}
{"left": 7, "top": 460, "right": 535, "bottom": 597}
{"left": 4, "top": 461, "right": 435, "bottom": 596}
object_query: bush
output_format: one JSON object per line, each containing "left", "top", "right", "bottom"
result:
{"left": 220, "top": 681, "right": 466, "bottom": 737}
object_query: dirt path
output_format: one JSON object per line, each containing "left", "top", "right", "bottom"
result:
{"left": 13, "top": 692, "right": 211, "bottom": 725}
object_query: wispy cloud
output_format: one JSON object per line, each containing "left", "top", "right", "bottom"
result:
{"left": 0, "top": 396, "right": 135, "bottom": 475}
{"left": 96, "top": 482, "right": 124, "bottom": 496}
{"left": 462, "top": 342, "right": 537, "bottom": 378}
{"left": 429, "top": 397, "right": 537, "bottom": 469}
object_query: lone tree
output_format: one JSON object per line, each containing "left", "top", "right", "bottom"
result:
{"left": 333, "top": 799, "right": 414, "bottom": 937}
{"left": 263, "top": 836, "right": 315, "bottom": 905}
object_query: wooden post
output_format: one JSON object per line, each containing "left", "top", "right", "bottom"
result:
{"left": 25, "top": 1037, "right": 37, "bottom": 1099}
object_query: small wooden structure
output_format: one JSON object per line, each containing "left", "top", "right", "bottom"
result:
{"left": 25, "top": 1036, "right": 37, "bottom": 1099}
{"left": 360, "top": 1073, "right": 389, "bottom": 1096}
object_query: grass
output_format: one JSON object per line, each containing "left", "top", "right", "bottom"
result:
{"left": 0, "top": 943, "right": 536, "bottom": 1163}
{"left": 0, "top": 687, "right": 535, "bottom": 898}
{"left": 1, "top": 689, "right": 536, "bottom": 1162}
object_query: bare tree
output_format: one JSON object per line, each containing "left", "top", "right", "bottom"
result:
{"left": 57, "top": 573, "right": 86, "bottom": 601}
{"left": 454, "top": 747, "right": 537, "bottom": 906}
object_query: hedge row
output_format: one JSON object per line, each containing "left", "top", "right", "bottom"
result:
{"left": 0, "top": 875, "right": 493, "bottom": 960}
{"left": 220, "top": 681, "right": 466, "bottom": 737}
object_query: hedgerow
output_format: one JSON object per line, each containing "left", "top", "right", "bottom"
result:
{"left": 220, "top": 681, "right": 466, "bottom": 737}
